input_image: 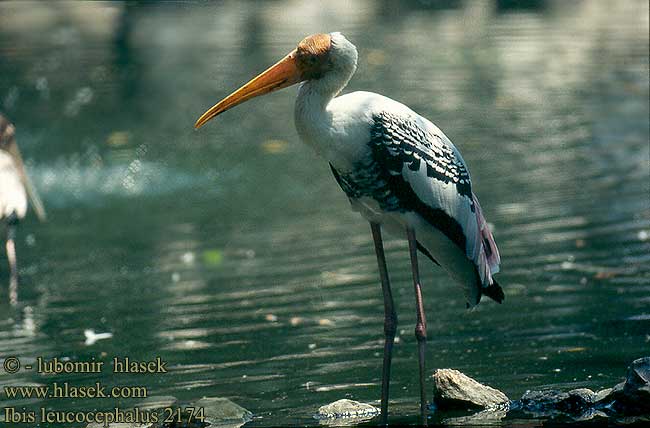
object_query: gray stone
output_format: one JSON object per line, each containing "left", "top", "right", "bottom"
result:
{"left": 574, "top": 408, "right": 609, "bottom": 422}
{"left": 519, "top": 388, "right": 596, "bottom": 414}
{"left": 518, "top": 389, "right": 567, "bottom": 413}
{"left": 594, "top": 387, "right": 613, "bottom": 403}
{"left": 433, "top": 369, "right": 509, "bottom": 410}
{"left": 442, "top": 407, "right": 508, "bottom": 425}
{"left": 606, "top": 357, "right": 650, "bottom": 415}
{"left": 195, "top": 397, "right": 253, "bottom": 428}
{"left": 622, "top": 357, "right": 650, "bottom": 405}
{"left": 316, "top": 399, "right": 379, "bottom": 425}
{"left": 567, "top": 388, "right": 597, "bottom": 404}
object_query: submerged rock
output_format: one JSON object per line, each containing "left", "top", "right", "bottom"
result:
{"left": 316, "top": 399, "right": 379, "bottom": 425}
{"left": 433, "top": 369, "right": 509, "bottom": 410}
{"left": 86, "top": 397, "right": 250, "bottom": 428}
{"left": 87, "top": 423, "right": 152, "bottom": 428}
{"left": 441, "top": 407, "right": 508, "bottom": 426}
{"left": 195, "top": 397, "right": 253, "bottom": 428}
{"left": 594, "top": 387, "right": 613, "bottom": 403}
{"left": 518, "top": 388, "right": 596, "bottom": 415}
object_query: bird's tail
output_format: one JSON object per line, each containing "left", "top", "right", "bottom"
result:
{"left": 471, "top": 193, "right": 502, "bottom": 302}
{"left": 482, "top": 279, "right": 504, "bottom": 303}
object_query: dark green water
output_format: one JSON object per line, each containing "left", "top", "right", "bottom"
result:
{"left": 0, "top": 1, "right": 648, "bottom": 426}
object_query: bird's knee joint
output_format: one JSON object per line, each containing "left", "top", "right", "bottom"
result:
{"left": 414, "top": 324, "right": 427, "bottom": 342}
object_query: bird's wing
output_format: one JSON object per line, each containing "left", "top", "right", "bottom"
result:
{"left": 367, "top": 110, "right": 500, "bottom": 288}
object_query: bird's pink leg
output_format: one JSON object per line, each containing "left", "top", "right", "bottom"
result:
{"left": 370, "top": 222, "right": 397, "bottom": 425}
{"left": 406, "top": 227, "right": 427, "bottom": 424}
{"left": 6, "top": 224, "right": 18, "bottom": 305}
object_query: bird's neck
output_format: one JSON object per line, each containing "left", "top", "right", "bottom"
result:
{"left": 294, "top": 67, "right": 355, "bottom": 152}
{"left": 294, "top": 81, "right": 334, "bottom": 130}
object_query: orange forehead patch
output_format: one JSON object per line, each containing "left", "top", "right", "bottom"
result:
{"left": 297, "top": 33, "right": 331, "bottom": 57}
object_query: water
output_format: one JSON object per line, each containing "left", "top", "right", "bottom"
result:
{"left": 0, "top": 1, "right": 648, "bottom": 426}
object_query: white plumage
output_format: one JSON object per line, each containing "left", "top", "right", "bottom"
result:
{"left": 1, "top": 115, "right": 45, "bottom": 301}
{"left": 0, "top": 150, "right": 28, "bottom": 221}
{"left": 294, "top": 33, "right": 501, "bottom": 306}
{"left": 194, "top": 31, "right": 502, "bottom": 422}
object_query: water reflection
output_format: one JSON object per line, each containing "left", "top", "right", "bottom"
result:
{"left": 0, "top": 0, "right": 648, "bottom": 426}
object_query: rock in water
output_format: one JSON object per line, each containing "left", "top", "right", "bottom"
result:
{"left": 87, "top": 424, "right": 152, "bottom": 428}
{"left": 433, "top": 369, "right": 509, "bottom": 410}
{"left": 317, "top": 399, "right": 379, "bottom": 425}
{"left": 519, "top": 388, "right": 596, "bottom": 415}
{"left": 442, "top": 407, "right": 508, "bottom": 426}
{"left": 622, "top": 357, "right": 650, "bottom": 409}
{"left": 195, "top": 397, "right": 253, "bottom": 428}
{"left": 607, "top": 357, "right": 650, "bottom": 415}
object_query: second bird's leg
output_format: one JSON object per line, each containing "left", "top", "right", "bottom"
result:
{"left": 5, "top": 223, "right": 18, "bottom": 305}
{"left": 406, "top": 227, "right": 428, "bottom": 424}
{"left": 370, "top": 222, "right": 397, "bottom": 425}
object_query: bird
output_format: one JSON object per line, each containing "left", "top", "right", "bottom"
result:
{"left": 0, "top": 114, "right": 46, "bottom": 304}
{"left": 194, "top": 32, "right": 503, "bottom": 424}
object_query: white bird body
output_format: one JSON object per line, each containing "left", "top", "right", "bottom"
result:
{"left": 194, "top": 31, "right": 503, "bottom": 422}
{"left": 0, "top": 150, "right": 28, "bottom": 221}
{"left": 1, "top": 114, "right": 45, "bottom": 303}
{"left": 293, "top": 34, "right": 500, "bottom": 305}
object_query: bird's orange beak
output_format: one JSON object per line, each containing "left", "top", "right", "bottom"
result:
{"left": 194, "top": 50, "right": 302, "bottom": 129}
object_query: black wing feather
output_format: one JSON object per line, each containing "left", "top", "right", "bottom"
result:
{"left": 328, "top": 111, "right": 472, "bottom": 257}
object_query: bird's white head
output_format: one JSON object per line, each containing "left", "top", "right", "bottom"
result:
{"left": 195, "top": 32, "right": 358, "bottom": 129}
{"left": 307, "top": 32, "right": 358, "bottom": 98}
{"left": 327, "top": 32, "right": 358, "bottom": 76}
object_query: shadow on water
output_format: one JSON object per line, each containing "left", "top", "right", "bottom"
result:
{"left": 0, "top": 1, "right": 648, "bottom": 426}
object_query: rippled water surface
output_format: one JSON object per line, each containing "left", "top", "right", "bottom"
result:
{"left": 0, "top": 1, "right": 648, "bottom": 426}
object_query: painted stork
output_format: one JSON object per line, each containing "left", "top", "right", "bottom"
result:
{"left": 0, "top": 114, "right": 46, "bottom": 303}
{"left": 195, "top": 33, "right": 503, "bottom": 423}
